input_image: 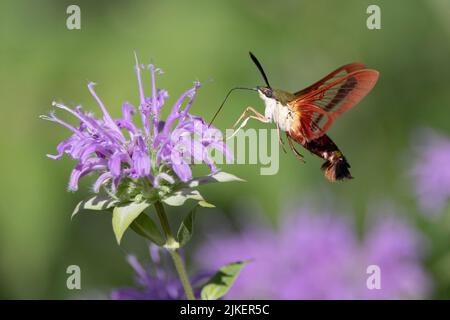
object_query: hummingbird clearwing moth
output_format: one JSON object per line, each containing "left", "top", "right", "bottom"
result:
{"left": 212, "top": 52, "right": 379, "bottom": 182}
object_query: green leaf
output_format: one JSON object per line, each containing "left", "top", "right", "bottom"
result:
{"left": 201, "top": 261, "right": 247, "bottom": 300}
{"left": 162, "top": 172, "right": 242, "bottom": 208}
{"left": 187, "top": 172, "right": 245, "bottom": 188}
{"left": 177, "top": 206, "right": 196, "bottom": 247}
{"left": 72, "top": 195, "right": 118, "bottom": 219}
{"left": 130, "top": 213, "right": 165, "bottom": 246}
{"left": 198, "top": 200, "right": 215, "bottom": 208}
{"left": 162, "top": 189, "right": 206, "bottom": 207}
{"left": 112, "top": 201, "right": 150, "bottom": 244}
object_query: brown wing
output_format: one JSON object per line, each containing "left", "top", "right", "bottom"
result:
{"left": 290, "top": 68, "right": 379, "bottom": 141}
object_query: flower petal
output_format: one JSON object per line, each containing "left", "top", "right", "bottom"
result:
{"left": 132, "top": 149, "right": 151, "bottom": 177}
{"left": 93, "top": 171, "right": 113, "bottom": 193}
{"left": 108, "top": 152, "right": 123, "bottom": 177}
{"left": 171, "top": 151, "right": 192, "bottom": 182}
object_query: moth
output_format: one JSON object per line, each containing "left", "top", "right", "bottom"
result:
{"left": 211, "top": 52, "right": 379, "bottom": 182}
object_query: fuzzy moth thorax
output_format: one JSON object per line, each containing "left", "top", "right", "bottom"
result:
{"left": 257, "top": 87, "right": 295, "bottom": 132}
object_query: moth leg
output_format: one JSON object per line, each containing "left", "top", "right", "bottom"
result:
{"left": 287, "top": 134, "right": 305, "bottom": 163}
{"left": 275, "top": 121, "right": 287, "bottom": 154}
{"left": 227, "top": 106, "right": 268, "bottom": 140}
{"left": 227, "top": 115, "right": 268, "bottom": 140}
{"left": 232, "top": 106, "right": 266, "bottom": 128}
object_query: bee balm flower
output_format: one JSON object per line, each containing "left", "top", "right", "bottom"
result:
{"left": 111, "top": 244, "right": 211, "bottom": 300}
{"left": 42, "top": 54, "right": 244, "bottom": 300}
{"left": 41, "top": 54, "right": 235, "bottom": 204}
{"left": 197, "top": 206, "right": 430, "bottom": 299}
{"left": 410, "top": 128, "right": 450, "bottom": 215}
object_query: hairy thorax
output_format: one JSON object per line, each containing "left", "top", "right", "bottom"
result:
{"left": 259, "top": 92, "right": 295, "bottom": 132}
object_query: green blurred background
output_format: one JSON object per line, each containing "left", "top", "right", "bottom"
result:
{"left": 1, "top": 0, "right": 450, "bottom": 299}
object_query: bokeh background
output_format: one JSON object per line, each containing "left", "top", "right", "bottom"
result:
{"left": 1, "top": 0, "right": 450, "bottom": 299}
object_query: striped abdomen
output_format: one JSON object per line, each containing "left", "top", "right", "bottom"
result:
{"left": 289, "top": 131, "right": 353, "bottom": 182}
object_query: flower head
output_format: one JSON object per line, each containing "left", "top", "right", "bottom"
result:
{"left": 42, "top": 53, "right": 231, "bottom": 202}
{"left": 410, "top": 128, "right": 450, "bottom": 215}
{"left": 196, "top": 206, "right": 430, "bottom": 299}
{"left": 111, "top": 245, "right": 210, "bottom": 300}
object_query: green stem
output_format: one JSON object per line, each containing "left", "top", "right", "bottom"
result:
{"left": 154, "top": 201, "right": 195, "bottom": 300}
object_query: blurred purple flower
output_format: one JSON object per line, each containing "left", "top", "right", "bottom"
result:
{"left": 196, "top": 207, "right": 430, "bottom": 299}
{"left": 112, "top": 245, "right": 210, "bottom": 300}
{"left": 41, "top": 53, "right": 230, "bottom": 195}
{"left": 411, "top": 128, "right": 450, "bottom": 214}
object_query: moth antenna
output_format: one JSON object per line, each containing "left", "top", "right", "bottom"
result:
{"left": 249, "top": 52, "right": 271, "bottom": 88}
{"left": 209, "top": 87, "right": 256, "bottom": 127}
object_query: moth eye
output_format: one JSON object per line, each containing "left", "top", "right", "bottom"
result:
{"left": 266, "top": 90, "right": 272, "bottom": 98}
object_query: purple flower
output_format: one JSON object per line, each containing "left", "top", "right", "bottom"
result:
{"left": 196, "top": 206, "right": 430, "bottom": 299}
{"left": 111, "top": 245, "right": 210, "bottom": 300}
{"left": 410, "top": 128, "right": 450, "bottom": 215}
{"left": 41, "top": 53, "right": 230, "bottom": 198}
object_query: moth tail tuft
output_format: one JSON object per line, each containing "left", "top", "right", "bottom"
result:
{"left": 321, "top": 157, "right": 353, "bottom": 182}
